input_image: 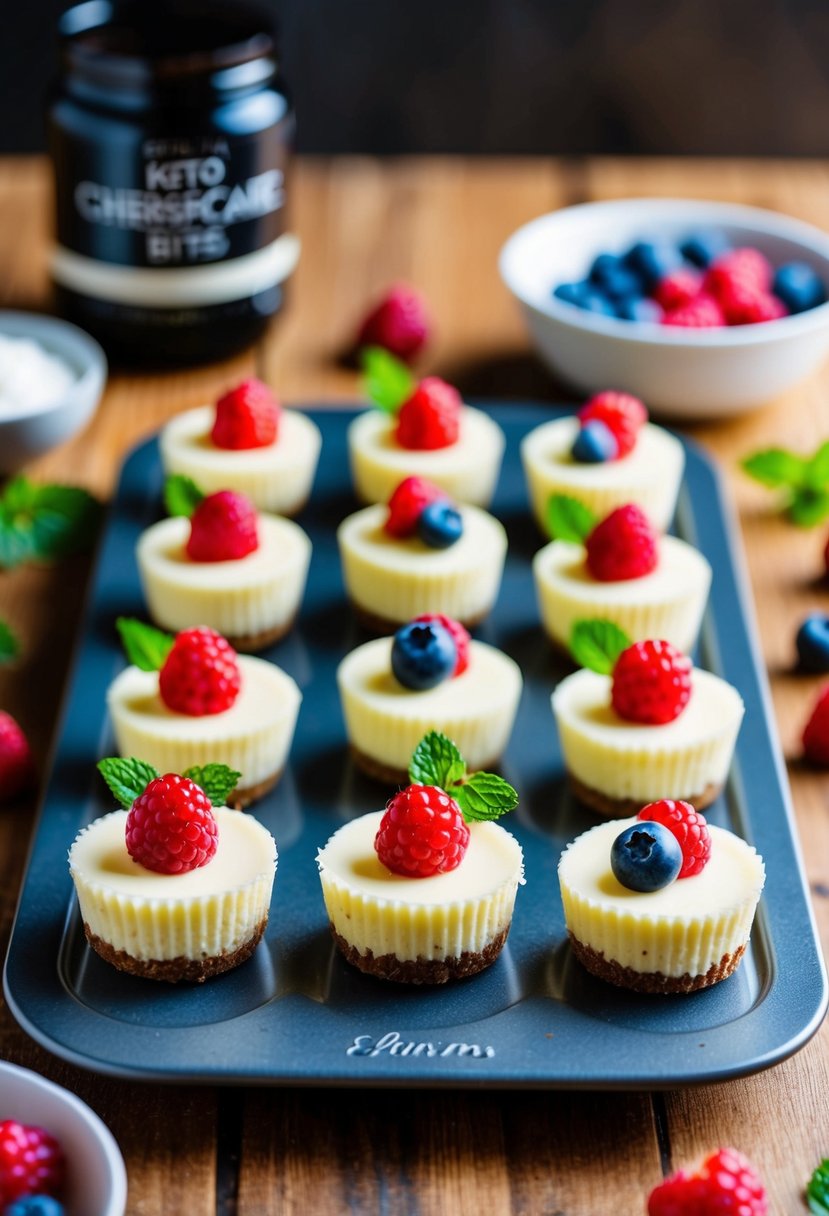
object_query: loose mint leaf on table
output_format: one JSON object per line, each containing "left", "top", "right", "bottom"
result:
{"left": 0, "top": 478, "right": 101, "bottom": 568}
{"left": 116, "top": 617, "right": 174, "bottom": 672}
{"left": 807, "top": 1158, "right": 829, "bottom": 1214}
{"left": 98, "top": 757, "right": 160, "bottom": 808}
{"left": 183, "top": 764, "right": 241, "bottom": 806}
{"left": 570, "top": 619, "right": 631, "bottom": 674}
{"left": 741, "top": 439, "right": 829, "bottom": 526}
{"left": 360, "top": 346, "right": 415, "bottom": 413}
{"left": 0, "top": 621, "right": 20, "bottom": 664}
{"left": 546, "top": 494, "right": 596, "bottom": 543}
{"left": 805, "top": 441, "right": 829, "bottom": 488}
{"left": 408, "top": 730, "right": 518, "bottom": 823}
{"left": 741, "top": 448, "right": 809, "bottom": 488}
{"left": 790, "top": 486, "right": 829, "bottom": 528}
{"left": 164, "top": 474, "right": 204, "bottom": 519}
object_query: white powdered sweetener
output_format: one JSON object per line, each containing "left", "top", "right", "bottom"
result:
{"left": 0, "top": 333, "right": 77, "bottom": 416}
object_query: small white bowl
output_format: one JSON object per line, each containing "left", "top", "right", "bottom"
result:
{"left": 0, "top": 1060, "right": 127, "bottom": 1216}
{"left": 0, "top": 311, "right": 106, "bottom": 473}
{"left": 499, "top": 198, "right": 829, "bottom": 418}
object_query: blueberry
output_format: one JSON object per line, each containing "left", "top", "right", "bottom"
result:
{"left": 418, "top": 499, "right": 463, "bottom": 549}
{"left": 552, "top": 281, "right": 616, "bottom": 315}
{"left": 579, "top": 291, "right": 617, "bottom": 316}
{"left": 3, "top": 1197, "right": 66, "bottom": 1216}
{"left": 680, "top": 229, "right": 731, "bottom": 268}
{"left": 610, "top": 821, "right": 682, "bottom": 892}
{"left": 571, "top": 419, "right": 618, "bottom": 463}
{"left": 624, "top": 241, "right": 683, "bottom": 288}
{"left": 797, "top": 613, "right": 829, "bottom": 672}
{"left": 391, "top": 621, "right": 457, "bottom": 690}
{"left": 589, "top": 252, "right": 626, "bottom": 285}
{"left": 598, "top": 266, "right": 644, "bottom": 303}
{"left": 615, "top": 297, "right": 663, "bottom": 323}
{"left": 773, "top": 262, "right": 827, "bottom": 314}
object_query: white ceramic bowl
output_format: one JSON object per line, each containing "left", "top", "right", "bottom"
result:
{"left": 499, "top": 198, "right": 829, "bottom": 418}
{"left": 0, "top": 311, "right": 106, "bottom": 473}
{"left": 0, "top": 1060, "right": 127, "bottom": 1216}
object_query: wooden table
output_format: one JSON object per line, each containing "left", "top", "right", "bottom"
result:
{"left": 1, "top": 156, "right": 828, "bottom": 1214}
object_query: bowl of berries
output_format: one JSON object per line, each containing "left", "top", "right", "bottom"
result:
{"left": 0, "top": 1061, "right": 127, "bottom": 1216}
{"left": 499, "top": 198, "right": 829, "bottom": 418}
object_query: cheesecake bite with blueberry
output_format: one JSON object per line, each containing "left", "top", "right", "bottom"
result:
{"left": 533, "top": 496, "right": 711, "bottom": 653}
{"left": 337, "top": 476, "right": 508, "bottom": 629}
{"left": 137, "top": 475, "right": 311, "bottom": 650}
{"left": 159, "top": 378, "right": 322, "bottom": 516}
{"left": 317, "top": 733, "right": 524, "bottom": 984}
{"left": 521, "top": 391, "right": 685, "bottom": 534}
{"left": 338, "top": 615, "right": 522, "bottom": 782}
{"left": 347, "top": 350, "right": 505, "bottom": 507}
{"left": 107, "top": 620, "right": 301, "bottom": 806}
{"left": 558, "top": 798, "right": 764, "bottom": 993}
{"left": 551, "top": 621, "right": 743, "bottom": 814}
{"left": 69, "top": 761, "right": 276, "bottom": 982}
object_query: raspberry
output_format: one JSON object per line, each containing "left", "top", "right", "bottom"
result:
{"left": 661, "top": 294, "right": 726, "bottom": 328}
{"left": 395, "top": 378, "right": 461, "bottom": 450}
{"left": 578, "top": 391, "right": 647, "bottom": 458}
{"left": 374, "top": 784, "right": 469, "bottom": 877}
{"left": 0, "top": 1121, "right": 65, "bottom": 1207}
{"left": 412, "top": 613, "right": 470, "bottom": 675}
{"left": 356, "top": 282, "right": 431, "bottom": 362}
{"left": 719, "top": 282, "right": 788, "bottom": 325}
{"left": 385, "top": 476, "right": 445, "bottom": 537}
{"left": 186, "top": 490, "right": 259, "bottom": 562}
{"left": 211, "top": 378, "right": 280, "bottom": 449}
{"left": 0, "top": 712, "right": 35, "bottom": 801}
{"left": 653, "top": 268, "right": 703, "bottom": 311}
{"left": 158, "top": 627, "right": 241, "bottom": 716}
{"left": 648, "top": 1147, "right": 767, "bottom": 1216}
{"left": 705, "top": 248, "right": 773, "bottom": 300}
{"left": 638, "top": 799, "right": 711, "bottom": 877}
{"left": 803, "top": 684, "right": 829, "bottom": 765}
{"left": 585, "top": 504, "right": 658, "bottom": 581}
{"left": 126, "top": 773, "right": 219, "bottom": 874}
{"left": 611, "top": 639, "right": 692, "bottom": 725}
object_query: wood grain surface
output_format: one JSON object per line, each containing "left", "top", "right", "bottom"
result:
{"left": 1, "top": 156, "right": 828, "bottom": 1215}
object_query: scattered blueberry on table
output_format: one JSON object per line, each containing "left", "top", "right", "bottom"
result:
{"left": 552, "top": 230, "right": 828, "bottom": 327}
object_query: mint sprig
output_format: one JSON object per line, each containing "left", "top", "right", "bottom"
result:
{"left": 183, "top": 764, "right": 241, "bottom": 807}
{"left": 116, "top": 617, "right": 174, "bottom": 672}
{"left": 546, "top": 494, "right": 596, "bottom": 542}
{"left": 408, "top": 731, "right": 518, "bottom": 823}
{"left": 360, "top": 346, "right": 415, "bottom": 414}
{"left": 98, "top": 757, "right": 160, "bottom": 809}
{"left": 0, "top": 621, "right": 20, "bottom": 664}
{"left": 807, "top": 1159, "right": 829, "bottom": 1214}
{"left": 570, "top": 619, "right": 631, "bottom": 674}
{"left": 742, "top": 441, "right": 829, "bottom": 526}
{"left": 164, "top": 474, "right": 204, "bottom": 519}
{"left": 0, "top": 477, "right": 100, "bottom": 569}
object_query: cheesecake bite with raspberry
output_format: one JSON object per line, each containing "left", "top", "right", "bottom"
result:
{"left": 551, "top": 620, "right": 744, "bottom": 814}
{"left": 533, "top": 496, "right": 711, "bottom": 653}
{"left": 337, "top": 475, "right": 508, "bottom": 629}
{"left": 347, "top": 350, "right": 505, "bottom": 507}
{"left": 159, "top": 378, "right": 322, "bottom": 516}
{"left": 69, "top": 761, "right": 276, "bottom": 982}
{"left": 521, "top": 391, "right": 685, "bottom": 534}
{"left": 107, "top": 620, "right": 301, "bottom": 806}
{"left": 137, "top": 474, "right": 311, "bottom": 650}
{"left": 316, "top": 732, "right": 524, "bottom": 984}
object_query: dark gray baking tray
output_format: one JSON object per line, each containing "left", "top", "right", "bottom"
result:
{"left": 4, "top": 405, "right": 827, "bottom": 1088}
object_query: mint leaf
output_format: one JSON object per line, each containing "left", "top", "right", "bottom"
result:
{"left": 116, "top": 617, "right": 174, "bottom": 671}
{"left": 806, "top": 441, "right": 829, "bottom": 489}
{"left": 455, "top": 772, "right": 519, "bottom": 822}
{"left": 790, "top": 485, "right": 829, "bottom": 527}
{"left": 360, "top": 346, "right": 415, "bottom": 414}
{"left": 409, "top": 731, "right": 466, "bottom": 788}
{"left": 164, "top": 474, "right": 204, "bottom": 519}
{"left": 546, "top": 494, "right": 596, "bottom": 542}
{"left": 183, "top": 764, "right": 241, "bottom": 806}
{"left": 0, "top": 478, "right": 100, "bottom": 568}
{"left": 741, "top": 449, "right": 809, "bottom": 488}
{"left": 570, "top": 619, "right": 631, "bottom": 674}
{"left": 807, "top": 1159, "right": 829, "bottom": 1214}
{"left": 0, "top": 621, "right": 20, "bottom": 664}
{"left": 98, "top": 757, "right": 160, "bottom": 808}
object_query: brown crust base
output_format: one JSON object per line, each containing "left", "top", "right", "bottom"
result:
{"left": 352, "top": 602, "right": 491, "bottom": 635}
{"left": 349, "top": 743, "right": 501, "bottom": 787}
{"left": 228, "top": 768, "right": 282, "bottom": 810}
{"left": 83, "top": 916, "right": 268, "bottom": 983}
{"left": 225, "top": 614, "right": 298, "bottom": 654}
{"left": 331, "top": 924, "right": 510, "bottom": 984}
{"left": 569, "top": 932, "right": 746, "bottom": 994}
{"left": 569, "top": 774, "right": 724, "bottom": 817}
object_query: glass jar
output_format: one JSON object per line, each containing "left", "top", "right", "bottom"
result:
{"left": 49, "top": 0, "right": 297, "bottom": 365}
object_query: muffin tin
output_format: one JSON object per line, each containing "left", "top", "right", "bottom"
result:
{"left": 4, "top": 405, "right": 827, "bottom": 1088}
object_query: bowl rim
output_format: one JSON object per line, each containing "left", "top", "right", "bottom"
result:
{"left": 0, "top": 1059, "right": 128, "bottom": 1216}
{"left": 0, "top": 309, "right": 107, "bottom": 426}
{"left": 498, "top": 196, "right": 829, "bottom": 348}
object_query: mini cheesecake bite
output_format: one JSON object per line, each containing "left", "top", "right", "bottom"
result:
{"left": 159, "top": 378, "right": 322, "bottom": 516}
{"left": 317, "top": 733, "right": 524, "bottom": 984}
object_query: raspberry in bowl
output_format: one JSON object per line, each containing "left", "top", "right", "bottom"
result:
{"left": 499, "top": 198, "right": 829, "bottom": 418}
